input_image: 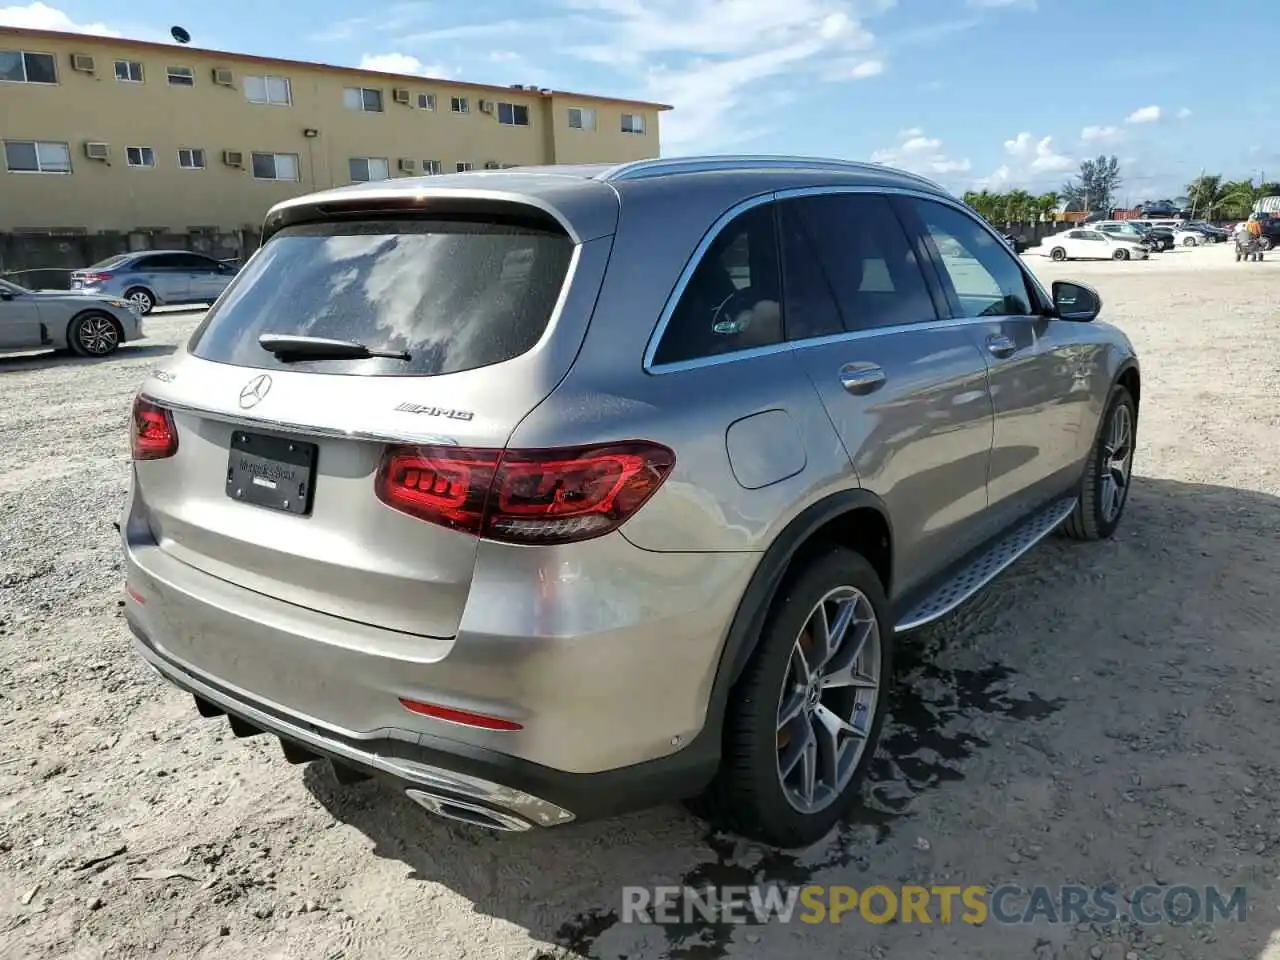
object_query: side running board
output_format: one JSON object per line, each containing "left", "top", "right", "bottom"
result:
{"left": 895, "top": 497, "right": 1077, "bottom": 633}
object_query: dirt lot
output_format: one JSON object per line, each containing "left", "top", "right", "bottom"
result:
{"left": 2, "top": 242, "right": 1278, "bottom": 960}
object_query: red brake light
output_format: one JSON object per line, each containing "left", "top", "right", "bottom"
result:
{"left": 375, "top": 441, "right": 676, "bottom": 545}
{"left": 79, "top": 272, "right": 111, "bottom": 284}
{"left": 130, "top": 395, "right": 178, "bottom": 460}
{"left": 398, "top": 698, "right": 523, "bottom": 731}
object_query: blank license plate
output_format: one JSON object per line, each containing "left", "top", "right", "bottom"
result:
{"left": 225, "top": 431, "right": 316, "bottom": 516}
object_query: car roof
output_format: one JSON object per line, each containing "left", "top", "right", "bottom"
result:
{"left": 261, "top": 155, "right": 955, "bottom": 246}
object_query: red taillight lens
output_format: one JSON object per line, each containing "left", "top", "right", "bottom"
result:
{"left": 375, "top": 441, "right": 676, "bottom": 545}
{"left": 79, "top": 272, "right": 110, "bottom": 284}
{"left": 130, "top": 395, "right": 178, "bottom": 460}
{"left": 398, "top": 698, "right": 523, "bottom": 731}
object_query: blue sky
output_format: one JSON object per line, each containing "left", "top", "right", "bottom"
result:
{"left": 5, "top": 0, "right": 1278, "bottom": 201}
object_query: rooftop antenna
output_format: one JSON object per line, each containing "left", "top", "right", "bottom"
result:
{"left": 171, "top": 25, "right": 191, "bottom": 44}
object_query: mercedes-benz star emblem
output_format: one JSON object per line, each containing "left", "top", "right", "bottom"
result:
{"left": 238, "top": 373, "right": 273, "bottom": 409}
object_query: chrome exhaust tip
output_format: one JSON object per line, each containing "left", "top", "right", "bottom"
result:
{"left": 405, "top": 789, "right": 533, "bottom": 832}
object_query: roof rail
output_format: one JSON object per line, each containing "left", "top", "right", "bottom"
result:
{"left": 596, "top": 155, "right": 944, "bottom": 189}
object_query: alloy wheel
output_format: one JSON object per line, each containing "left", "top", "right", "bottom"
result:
{"left": 128, "top": 290, "right": 153, "bottom": 312}
{"left": 776, "top": 586, "right": 881, "bottom": 814}
{"left": 1099, "top": 402, "right": 1134, "bottom": 524}
{"left": 77, "top": 315, "right": 120, "bottom": 356}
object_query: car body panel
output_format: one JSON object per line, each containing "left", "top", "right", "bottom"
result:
{"left": 1036, "top": 229, "right": 1149, "bottom": 260}
{"left": 0, "top": 279, "right": 142, "bottom": 352}
{"left": 121, "top": 158, "right": 1140, "bottom": 813}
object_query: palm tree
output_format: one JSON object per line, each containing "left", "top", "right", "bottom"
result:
{"left": 1034, "top": 192, "right": 1060, "bottom": 222}
{"left": 1186, "top": 175, "right": 1256, "bottom": 219}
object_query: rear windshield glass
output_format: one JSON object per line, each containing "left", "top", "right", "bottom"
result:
{"left": 87, "top": 254, "right": 130, "bottom": 270}
{"left": 188, "top": 218, "right": 574, "bottom": 377}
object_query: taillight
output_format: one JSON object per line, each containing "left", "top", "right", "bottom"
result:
{"left": 78, "top": 272, "right": 110, "bottom": 284}
{"left": 130, "top": 395, "right": 178, "bottom": 460}
{"left": 375, "top": 441, "right": 676, "bottom": 545}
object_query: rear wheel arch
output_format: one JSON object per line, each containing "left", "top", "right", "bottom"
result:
{"left": 709, "top": 490, "right": 894, "bottom": 714}
{"left": 1115, "top": 359, "right": 1140, "bottom": 414}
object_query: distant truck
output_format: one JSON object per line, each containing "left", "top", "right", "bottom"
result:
{"left": 1254, "top": 195, "right": 1280, "bottom": 215}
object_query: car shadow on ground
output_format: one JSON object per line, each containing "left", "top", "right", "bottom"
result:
{"left": 0, "top": 342, "right": 175, "bottom": 372}
{"left": 304, "top": 475, "right": 1280, "bottom": 960}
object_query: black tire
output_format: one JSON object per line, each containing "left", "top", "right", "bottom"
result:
{"left": 693, "top": 546, "right": 893, "bottom": 848}
{"left": 1060, "top": 383, "right": 1137, "bottom": 542}
{"left": 1260, "top": 237, "right": 1273, "bottom": 251}
{"left": 1113, "top": 248, "right": 1128, "bottom": 260}
{"left": 1182, "top": 236, "right": 1197, "bottom": 246}
{"left": 1050, "top": 247, "right": 1067, "bottom": 261}
{"left": 123, "top": 287, "right": 155, "bottom": 315}
{"left": 67, "top": 311, "right": 122, "bottom": 357}
{"left": 1237, "top": 253, "right": 1243, "bottom": 262}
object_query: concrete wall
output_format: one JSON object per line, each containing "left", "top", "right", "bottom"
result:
{"left": 0, "top": 28, "right": 665, "bottom": 235}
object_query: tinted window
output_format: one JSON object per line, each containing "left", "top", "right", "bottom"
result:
{"left": 140, "top": 254, "right": 185, "bottom": 269}
{"left": 189, "top": 219, "right": 574, "bottom": 377}
{"left": 87, "top": 254, "right": 131, "bottom": 270}
{"left": 171, "top": 253, "right": 218, "bottom": 271}
{"left": 653, "top": 203, "right": 782, "bottom": 365}
{"left": 906, "top": 198, "right": 1032, "bottom": 318}
{"left": 778, "top": 202, "right": 843, "bottom": 340}
{"left": 785, "top": 194, "right": 937, "bottom": 332}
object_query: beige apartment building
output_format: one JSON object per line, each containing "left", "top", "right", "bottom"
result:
{"left": 0, "top": 27, "right": 670, "bottom": 234}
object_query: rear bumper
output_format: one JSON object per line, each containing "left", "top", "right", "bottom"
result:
{"left": 127, "top": 614, "right": 722, "bottom": 827}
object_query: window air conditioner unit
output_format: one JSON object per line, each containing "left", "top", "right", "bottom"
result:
{"left": 84, "top": 141, "right": 110, "bottom": 161}
{"left": 392, "top": 88, "right": 411, "bottom": 104}
{"left": 484, "top": 161, "right": 500, "bottom": 170}
{"left": 478, "top": 99, "right": 494, "bottom": 114}
{"left": 397, "top": 158, "right": 416, "bottom": 173}
{"left": 213, "top": 68, "right": 234, "bottom": 86}
{"left": 222, "top": 150, "right": 244, "bottom": 167}
{"left": 71, "top": 53, "right": 96, "bottom": 73}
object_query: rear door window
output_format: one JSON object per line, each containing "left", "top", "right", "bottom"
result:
{"left": 652, "top": 202, "right": 783, "bottom": 366}
{"left": 781, "top": 193, "right": 938, "bottom": 334}
{"left": 188, "top": 218, "right": 574, "bottom": 377}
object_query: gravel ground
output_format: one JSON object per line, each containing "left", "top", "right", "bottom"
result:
{"left": 2, "top": 242, "right": 1279, "bottom": 960}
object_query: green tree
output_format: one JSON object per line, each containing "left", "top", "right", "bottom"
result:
{"left": 1062, "top": 155, "right": 1122, "bottom": 213}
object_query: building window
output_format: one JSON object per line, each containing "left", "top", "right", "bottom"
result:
{"left": 167, "top": 65, "right": 194, "bottom": 86}
{"left": 343, "top": 86, "right": 383, "bottom": 112}
{"left": 621, "top": 113, "right": 646, "bottom": 134}
{"left": 125, "top": 146, "right": 156, "bottom": 168}
{"left": 496, "top": 102, "right": 530, "bottom": 127}
{"left": 178, "top": 148, "right": 206, "bottom": 170}
{"left": 3, "top": 139, "right": 71, "bottom": 174}
{"left": 418, "top": 93, "right": 435, "bottom": 110}
{"left": 251, "top": 152, "right": 300, "bottom": 181}
{"left": 456, "top": 162, "right": 473, "bottom": 172}
{"left": 450, "top": 96, "right": 469, "bottom": 114}
{"left": 348, "top": 157, "right": 390, "bottom": 182}
{"left": 422, "top": 159, "right": 442, "bottom": 175}
{"left": 244, "top": 75, "right": 291, "bottom": 105}
{"left": 0, "top": 50, "right": 57, "bottom": 84}
{"left": 114, "top": 59, "right": 144, "bottom": 83}
{"left": 567, "top": 107, "right": 596, "bottom": 131}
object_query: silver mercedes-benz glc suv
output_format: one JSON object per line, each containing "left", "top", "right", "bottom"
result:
{"left": 122, "top": 156, "right": 1140, "bottom": 848}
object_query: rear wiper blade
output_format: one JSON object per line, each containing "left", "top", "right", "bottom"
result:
{"left": 258, "top": 333, "right": 411, "bottom": 363}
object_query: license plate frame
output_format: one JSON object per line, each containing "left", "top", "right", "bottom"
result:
{"left": 225, "top": 430, "right": 317, "bottom": 516}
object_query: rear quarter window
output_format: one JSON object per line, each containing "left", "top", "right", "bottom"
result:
{"left": 188, "top": 218, "right": 574, "bottom": 377}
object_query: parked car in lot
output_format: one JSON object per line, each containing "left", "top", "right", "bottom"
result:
{"left": 0, "top": 277, "right": 142, "bottom": 357}
{"left": 71, "top": 250, "right": 240, "bottom": 315}
{"left": 1184, "top": 221, "right": 1229, "bottom": 243}
{"left": 122, "top": 156, "right": 1141, "bottom": 848}
{"left": 1035, "top": 229, "right": 1150, "bottom": 261}
{"left": 1090, "top": 221, "right": 1163, "bottom": 251}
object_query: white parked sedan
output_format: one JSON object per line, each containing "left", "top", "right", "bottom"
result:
{"left": 0, "top": 278, "right": 144, "bottom": 357}
{"left": 1036, "top": 229, "right": 1150, "bottom": 262}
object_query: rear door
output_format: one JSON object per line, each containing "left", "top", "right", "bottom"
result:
{"left": 894, "top": 195, "right": 1089, "bottom": 525}
{"left": 132, "top": 210, "right": 600, "bottom": 638}
{"left": 172, "top": 253, "right": 226, "bottom": 302}
{"left": 780, "top": 191, "right": 995, "bottom": 597}
{"left": 134, "top": 253, "right": 190, "bottom": 302}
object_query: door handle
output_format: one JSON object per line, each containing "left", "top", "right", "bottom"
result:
{"left": 839, "top": 362, "right": 886, "bottom": 395}
{"left": 986, "top": 334, "right": 1017, "bottom": 358}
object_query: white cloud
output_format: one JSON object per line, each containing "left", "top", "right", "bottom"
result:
{"left": 1176, "top": 106, "right": 1192, "bottom": 119}
{"left": 0, "top": 1, "right": 119, "bottom": 34}
{"left": 558, "top": 0, "right": 893, "bottom": 151}
{"left": 1004, "top": 131, "right": 1074, "bottom": 173}
{"left": 489, "top": 50, "right": 521, "bottom": 62}
{"left": 1126, "top": 105, "right": 1161, "bottom": 124}
{"left": 358, "top": 52, "right": 452, "bottom": 78}
{"left": 871, "top": 128, "right": 971, "bottom": 179}
{"left": 1080, "top": 124, "right": 1123, "bottom": 145}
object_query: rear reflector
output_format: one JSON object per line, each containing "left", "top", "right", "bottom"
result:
{"left": 398, "top": 698, "right": 524, "bottom": 731}
{"left": 375, "top": 440, "right": 676, "bottom": 545}
{"left": 130, "top": 395, "right": 178, "bottom": 460}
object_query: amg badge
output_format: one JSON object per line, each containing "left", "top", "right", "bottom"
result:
{"left": 393, "top": 402, "right": 474, "bottom": 422}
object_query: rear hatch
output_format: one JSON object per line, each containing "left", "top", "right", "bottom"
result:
{"left": 132, "top": 202, "right": 610, "bottom": 637}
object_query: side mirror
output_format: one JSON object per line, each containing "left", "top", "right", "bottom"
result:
{"left": 1051, "top": 280, "right": 1102, "bottom": 322}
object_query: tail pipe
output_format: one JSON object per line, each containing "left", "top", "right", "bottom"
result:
{"left": 404, "top": 789, "right": 533, "bottom": 832}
